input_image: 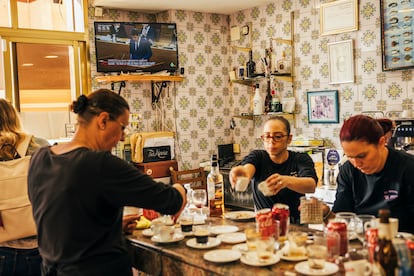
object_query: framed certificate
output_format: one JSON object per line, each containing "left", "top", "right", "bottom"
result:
{"left": 320, "top": 0, "right": 358, "bottom": 36}
{"left": 327, "top": 39, "right": 354, "bottom": 84}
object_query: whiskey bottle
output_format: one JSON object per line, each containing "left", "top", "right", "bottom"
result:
{"left": 246, "top": 50, "right": 256, "bottom": 78}
{"left": 375, "top": 209, "right": 398, "bottom": 276}
{"left": 207, "top": 156, "right": 223, "bottom": 217}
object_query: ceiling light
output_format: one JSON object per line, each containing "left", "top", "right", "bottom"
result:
{"left": 22, "top": 63, "right": 34, "bottom": 66}
{"left": 45, "top": 55, "right": 58, "bottom": 58}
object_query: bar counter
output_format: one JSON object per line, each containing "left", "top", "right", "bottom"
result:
{"left": 127, "top": 215, "right": 355, "bottom": 275}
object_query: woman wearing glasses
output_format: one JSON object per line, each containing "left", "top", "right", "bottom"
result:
{"left": 229, "top": 116, "right": 317, "bottom": 223}
{"left": 27, "top": 89, "right": 186, "bottom": 276}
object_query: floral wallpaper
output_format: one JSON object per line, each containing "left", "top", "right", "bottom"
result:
{"left": 89, "top": 0, "right": 412, "bottom": 170}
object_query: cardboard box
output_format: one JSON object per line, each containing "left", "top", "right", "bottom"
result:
{"left": 133, "top": 160, "right": 178, "bottom": 179}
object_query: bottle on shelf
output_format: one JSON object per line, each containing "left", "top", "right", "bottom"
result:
{"left": 246, "top": 50, "right": 256, "bottom": 78}
{"left": 253, "top": 83, "right": 263, "bottom": 115}
{"left": 207, "top": 155, "right": 224, "bottom": 217}
{"left": 276, "top": 50, "right": 291, "bottom": 74}
{"left": 374, "top": 209, "right": 398, "bottom": 276}
{"left": 270, "top": 89, "right": 282, "bottom": 113}
{"left": 264, "top": 79, "right": 272, "bottom": 113}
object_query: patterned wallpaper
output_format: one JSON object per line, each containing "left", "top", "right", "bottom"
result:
{"left": 89, "top": 0, "right": 412, "bottom": 170}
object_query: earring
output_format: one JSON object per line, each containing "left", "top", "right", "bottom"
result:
{"left": 101, "top": 126, "right": 105, "bottom": 130}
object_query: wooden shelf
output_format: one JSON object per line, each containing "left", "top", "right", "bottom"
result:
{"left": 95, "top": 75, "right": 184, "bottom": 83}
{"left": 233, "top": 113, "right": 294, "bottom": 120}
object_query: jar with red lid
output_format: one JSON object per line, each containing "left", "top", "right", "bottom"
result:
{"left": 326, "top": 218, "right": 348, "bottom": 256}
{"left": 272, "top": 203, "right": 290, "bottom": 241}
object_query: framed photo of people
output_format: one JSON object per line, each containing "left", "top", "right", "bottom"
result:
{"left": 380, "top": 0, "right": 414, "bottom": 71}
{"left": 307, "top": 90, "right": 339, "bottom": 124}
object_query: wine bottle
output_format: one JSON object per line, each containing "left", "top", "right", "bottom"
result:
{"left": 374, "top": 209, "right": 398, "bottom": 276}
{"left": 264, "top": 79, "right": 272, "bottom": 113}
{"left": 246, "top": 50, "right": 256, "bottom": 78}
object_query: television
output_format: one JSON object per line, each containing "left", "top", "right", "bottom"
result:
{"left": 94, "top": 22, "right": 179, "bottom": 74}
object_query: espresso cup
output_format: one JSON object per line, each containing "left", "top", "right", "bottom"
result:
{"left": 344, "top": 259, "right": 373, "bottom": 276}
{"left": 194, "top": 225, "right": 209, "bottom": 244}
{"left": 307, "top": 244, "right": 327, "bottom": 270}
{"left": 235, "top": 176, "right": 249, "bottom": 192}
{"left": 179, "top": 214, "right": 194, "bottom": 233}
{"left": 159, "top": 225, "right": 175, "bottom": 242}
{"left": 258, "top": 181, "right": 272, "bottom": 196}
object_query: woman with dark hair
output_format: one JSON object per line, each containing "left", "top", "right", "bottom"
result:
{"left": 27, "top": 89, "right": 186, "bottom": 276}
{"left": 324, "top": 114, "right": 414, "bottom": 233}
{"left": 229, "top": 116, "right": 317, "bottom": 223}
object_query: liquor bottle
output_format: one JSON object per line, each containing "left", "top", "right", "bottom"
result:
{"left": 375, "top": 209, "right": 398, "bottom": 276}
{"left": 264, "top": 79, "right": 272, "bottom": 113}
{"left": 246, "top": 50, "right": 256, "bottom": 78}
{"left": 276, "top": 51, "right": 291, "bottom": 74}
{"left": 207, "top": 156, "right": 224, "bottom": 217}
{"left": 253, "top": 83, "right": 263, "bottom": 115}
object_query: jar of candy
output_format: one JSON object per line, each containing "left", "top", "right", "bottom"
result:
{"left": 256, "top": 208, "right": 277, "bottom": 239}
{"left": 326, "top": 218, "right": 348, "bottom": 256}
{"left": 272, "top": 203, "right": 290, "bottom": 241}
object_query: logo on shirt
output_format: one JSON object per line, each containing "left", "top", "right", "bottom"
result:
{"left": 384, "top": 190, "right": 398, "bottom": 200}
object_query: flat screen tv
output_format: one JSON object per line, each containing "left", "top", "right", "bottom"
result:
{"left": 94, "top": 22, "right": 179, "bottom": 74}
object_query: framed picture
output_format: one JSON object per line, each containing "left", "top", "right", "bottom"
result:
{"left": 380, "top": 0, "right": 414, "bottom": 71}
{"left": 320, "top": 0, "right": 358, "bottom": 36}
{"left": 328, "top": 39, "right": 354, "bottom": 84}
{"left": 307, "top": 90, "right": 339, "bottom": 124}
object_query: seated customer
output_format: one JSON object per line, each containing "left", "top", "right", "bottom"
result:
{"left": 324, "top": 114, "right": 414, "bottom": 233}
{"left": 229, "top": 116, "right": 317, "bottom": 223}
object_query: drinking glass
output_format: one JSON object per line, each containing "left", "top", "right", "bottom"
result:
{"left": 192, "top": 189, "right": 207, "bottom": 215}
{"left": 336, "top": 212, "right": 357, "bottom": 239}
{"left": 355, "top": 214, "right": 376, "bottom": 244}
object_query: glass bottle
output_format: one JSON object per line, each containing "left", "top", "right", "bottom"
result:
{"left": 253, "top": 83, "right": 263, "bottom": 115}
{"left": 207, "top": 156, "right": 223, "bottom": 217}
{"left": 264, "top": 79, "right": 272, "bottom": 113}
{"left": 375, "top": 209, "right": 398, "bottom": 276}
{"left": 246, "top": 50, "right": 256, "bottom": 78}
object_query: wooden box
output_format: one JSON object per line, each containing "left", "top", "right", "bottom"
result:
{"left": 133, "top": 160, "right": 178, "bottom": 179}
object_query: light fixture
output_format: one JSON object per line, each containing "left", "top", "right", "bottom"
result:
{"left": 45, "top": 55, "right": 58, "bottom": 59}
{"left": 22, "top": 63, "right": 34, "bottom": 67}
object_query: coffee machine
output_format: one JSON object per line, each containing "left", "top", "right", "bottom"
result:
{"left": 392, "top": 119, "right": 414, "bottom": 155}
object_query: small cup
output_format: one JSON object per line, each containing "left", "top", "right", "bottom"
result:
{"left": 307, "top": 244, "right": 328, "bottom": 270}
{"left": 287, "top": 231, "right": 307, "bottom": 257}
{"left": 256, "top": 236, "right": 275, "bottom": 262}
{"left": 150, "top": 219, "right": 164, "bottom": 237}
{"left": 179, "top": 214, "right": 194, "bottom": 233}
{"left": 245, "top": 227, "right": 260, "bottom": 251}
{"left": 235, "top": 176, "right": 250, "bottom": 192}
{"left": 344, "top": 259, "right": 373, "bottom": 276}
{"left": 159, "top": 225, "right": 175, "bottom": 242}
{"left": 194, "top": 225, "right": 210, "bottom": 244}
{"left": 258, "top": 181, "right": 272, "bottom": 196}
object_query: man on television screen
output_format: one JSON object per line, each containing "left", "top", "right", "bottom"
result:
{"left": 130, "top": 24, "right": 153, "bottom": 60}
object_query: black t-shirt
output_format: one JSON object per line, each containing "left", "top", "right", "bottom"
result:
{"left": 242, "top": 150, "right": 318, "bottom": 222}
{"left": 28, "top": 147, "right": 183, "bottom": 271}
{"left": 333, "top": 147, "right": 414, "bottom": 233}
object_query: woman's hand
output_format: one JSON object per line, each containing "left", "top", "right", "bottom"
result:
{"left": 122, "top": 214, "right": 140, "bottom": 234}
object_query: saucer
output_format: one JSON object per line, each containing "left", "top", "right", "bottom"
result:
{"left": 224, "top": 211, "right": 255, "bottom": 221}
{"left": 280, "top": 254, "right": 308, "bottom": 262}
{"left": 186, "top": 237, "right": 221, "bottom": 249}
{"left": 142, "top": 229, "right": 154, "bottom": 237}
{"left": 231, "top": 243, "right": 248, "bottom": 253}
{"left": 294, "top": 261, "right": 339, "bottom": 275}
{"left": 209, "top": 225, "right": 239, "bottom": 235}
{"left": 151, "top": 234, "right": 184, "bottom": 243}
{"left": 203, "top": 249, "right": 241, "bottom": 263}
{"left": 217, "top": 232, "right": 246, "bottom": 244}
{"left": 240, "top": 251, "right": 280, "bottom": 267}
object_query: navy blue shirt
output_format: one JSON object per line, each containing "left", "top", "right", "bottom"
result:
{"left": 242, "top": 150, "right": 318, "bottom": 222}
{"left": 333, "top": 147, "right": 414, "bottom": 233}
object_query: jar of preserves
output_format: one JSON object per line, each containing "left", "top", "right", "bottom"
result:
{"left": 326, "top": 218, "right": 348, "bottom": 256}
{"left": 272, "top": 203, "right": 290, "bottom": 241}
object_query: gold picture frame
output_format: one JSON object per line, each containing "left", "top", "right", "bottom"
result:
{"left": 320, "top": 0, "right": 359, "bottom": 36}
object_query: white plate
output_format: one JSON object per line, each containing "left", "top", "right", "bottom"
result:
{"left": 240, "top": 251, "right": 280, "bottom": 267}
{"left": 151, "top": 234, "right": 184, "bottom": 243}
{"left": 203, "top": 249, "right": 241, "bottom": 263}
{"left": 224, "top": 211, "right": 256, "bottom": 221}
{"left": 142, "top": 229, "right": 154, "bottom": 237}
{"left": 231, "top": 243, "right": 248, "bottom": 252}
{"left": 209, "top": 225, "right": 239, "bottom": 235}
{"left": 217, "top": 232, "right": 246, "bottom": 244}
{"left": 295, "top": 261, "right": 339, "bottom": 276}
{"left": 280, "top": 254, "right": 308, "bottom": 262}
{"left": 398, "top": 232, "right": 414, "bottom": 239}
{"left": 186, "top": 237, "right": 221, "bottom": 249}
